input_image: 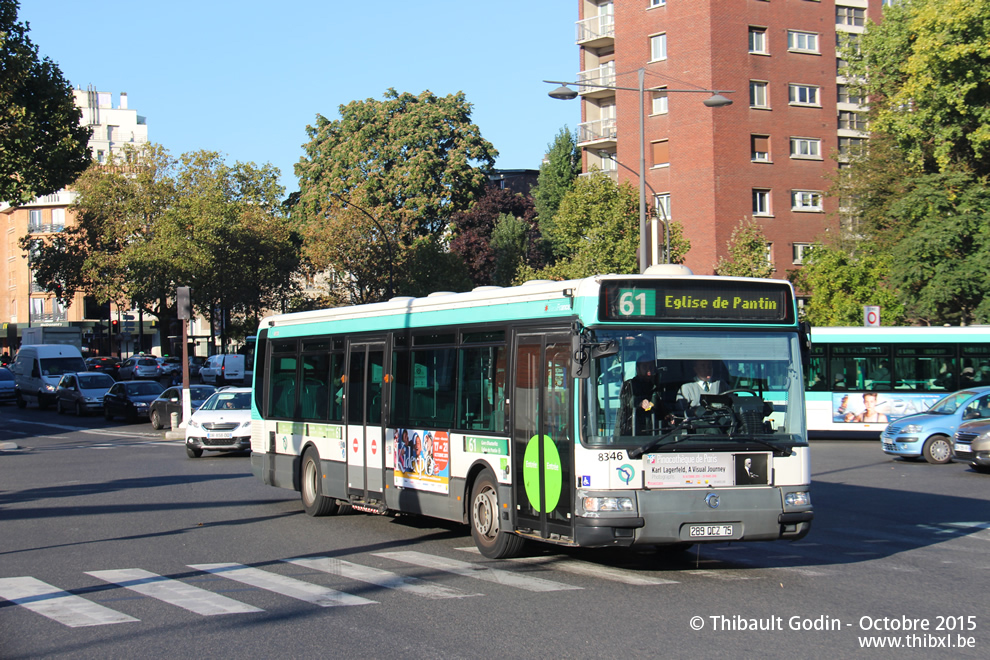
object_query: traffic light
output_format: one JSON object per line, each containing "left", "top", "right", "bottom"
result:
{"left": 111, "top": 320, "right": 119, "bottom": 332}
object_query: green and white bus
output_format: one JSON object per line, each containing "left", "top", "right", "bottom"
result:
{"left": 250, "top": 266, "right": 813, "bottom": 558}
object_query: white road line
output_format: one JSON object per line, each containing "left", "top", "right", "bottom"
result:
{"left": 0, "top": 576, "right": 138, "bottom": 627}
{"left": 375, "top": 551, "right": 582, "bottom": 592}
{"left": 455, "top": 547, "right": 678, "bottom": 585}
{"left": 285, "top": 557, "right": 479, "bottom": 599}
{"left": 683, "top": 570, "right": 760, "bottom": 581}
{"left": 189, "top": 563, "right": 376, "bottom": 607}
{"left": 87, "top": 568, "right": 263, "bottom": 615}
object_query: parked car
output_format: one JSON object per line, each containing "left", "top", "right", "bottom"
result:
{"left": 149, "top": 384, "right": 216, "bottom": 430}
{"left": 0, "top": 366, "right": 15, "bottom": 403}
{"left": 117, "top": 356, "right": 161, "bottom": 380}
{"left": 12, "top": 344, "right": 88, "bottom": 410}
{"left": 56, "top": 372, "right": 116, "bottom": 416}
{"left": 103, "top": 380, "right": 165, "bottom": 422}
{"left": 881, "top": 386, "right": 990, "bottom": 464}
{"left": 953, "top": 419, "right": 990, "bottom": 473}
{"left": 185, "top": 387, "right": 252, "bottom": 458}
{"left": 188, "top": 355, "right": 207, "bottom": 379}
{"left": 199, "top": 354, "right": 246, "bottom": 385}
{"left": 157, "top": 356, "right": 182, "bottom": 378}
{"left": 86, "top": 356, "right": 120, "bottom": 379}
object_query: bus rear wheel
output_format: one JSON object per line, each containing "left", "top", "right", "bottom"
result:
{"left": 301, "top": 448, "right": 339, "bottom": 517}
{"left": 470, "top": 470, "right": 525, "bottom": 559}
{"left": 923, "top": 435, "right": 953, "bottom": 464}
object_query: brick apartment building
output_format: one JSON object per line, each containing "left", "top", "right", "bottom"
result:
{"left": 571, "top": 0, "right": 884, "bottom": 277}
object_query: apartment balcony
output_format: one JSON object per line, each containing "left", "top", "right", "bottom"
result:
{"left": 579, "top": 169, "right": 618, "bottom": 183}
{"left": 577, "top": 118, "right": 617, "bottom": 149}
{"left": 28, "top": 223, "right": 66, "bottom": 234}
{"left": 576, "top": 14, "right": 614, "bottom": 48}
{"left": 577, "top": 64, "right": 616, "bottom": 99}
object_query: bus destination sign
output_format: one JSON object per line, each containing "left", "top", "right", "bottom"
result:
{"left": 599, "top": 279, "right": 794, "bottom": 324}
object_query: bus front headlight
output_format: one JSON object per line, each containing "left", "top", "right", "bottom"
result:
{"left": 582, "top": 496, "right": 635, "bottom": 514}
{"left": 785, "top": 491, "right": 811, "bottom": 507}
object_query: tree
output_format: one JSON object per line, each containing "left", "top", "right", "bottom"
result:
{"left": 714, "top": 218, "right": 774, "bottom": 278}
{"left": 295, "top": 89, "right": 497, "bottom": 301}
{"left": 0, "top": 0, "right": 90, "bottom": 204}
{"left": 449, "top": 186, "right": 539, "bottom": 287}
{"left": 532, "top": 127, "right": 581, "bottom": 260}
{"left": 852, "top": 0, "right": 990, "bottom": 176}
{"left": 788, "top": 242, "right": 906, "bottom": 326}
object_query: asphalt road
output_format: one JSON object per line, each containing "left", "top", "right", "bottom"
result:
{"left": 1, "top": 405, "right": 988, "bottom": 659}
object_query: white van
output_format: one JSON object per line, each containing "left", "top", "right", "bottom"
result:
{"left": 12, "top": 344, "right": 88, "bottom": 410}
{"left": 199, "top": 354, "right": 246, "bottom": 385}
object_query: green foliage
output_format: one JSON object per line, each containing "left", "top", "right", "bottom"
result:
{"left": 713, "top": 218, "right": 774, "bottom": 278}
{"left": 0, "top": 0, "right": 91, "bottom": 204}
{"left": 294, "top": 89, "right": 496, "bottom": 301}
{"left": 788, "top": 242, "right": 906, "bottom": 326}
{"left": 25, "top": 143, "right": 301, "bottom": 347}
{"left": 533, "top": 127, "right": 581, "bottom": 258}
{"left": 490, "top": 213, "right": 529, "bottom": 287}
{"left": 520, "top": 173, "right": 638, "bottom": 281}
{"left": 853, "top": 0, "right": 990, "bottom": 175}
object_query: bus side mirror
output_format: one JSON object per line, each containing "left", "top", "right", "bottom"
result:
{"left": 799, "top": 321, "right": 812, "bottom": 371}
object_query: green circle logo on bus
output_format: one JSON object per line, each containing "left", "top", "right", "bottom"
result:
{"left": 523, "top": 435, "right": 562, "bottom": 512}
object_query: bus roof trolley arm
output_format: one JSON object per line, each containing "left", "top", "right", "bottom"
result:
{"left": 571, "top": 321, "right": 617, "bottom": 379}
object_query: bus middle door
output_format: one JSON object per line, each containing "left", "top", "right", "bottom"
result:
{"left": 512, "top": 331, "right": 574, "bottom": 543}
{"left": 345, "top": 340, "right": 387, "bottom": 504}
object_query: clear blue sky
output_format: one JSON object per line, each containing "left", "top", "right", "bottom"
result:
{"left": 19, "top": 0, "right": 579, "bottom": 194}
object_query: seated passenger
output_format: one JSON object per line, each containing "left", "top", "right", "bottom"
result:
{"left": 676, "top": 360, "right": 726, "bottom": 412}
{"left": 617, "top": 360, "right": 665, "bottom": 435}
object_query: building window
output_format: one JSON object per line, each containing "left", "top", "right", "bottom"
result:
{"left": 750, "top": 80, "right": 769, "bottom": 108}
{"left": 837, "top": 84, "right": 861, "bottom": 104}
{"left": 790, "top": 137, "right": 822, "bottom": 159}
{"left": 793, "top": 243, "right": 813, "bottom": 265}
{"left": 753, "top": 189, "right": 772, "bottom": 216}
{"left": 792, "top": 190, "right": 824, "bottom": 212}
{"left": 650, "top": 33, "right": 667, "bottom": 61}
{"left": 651, "top": 140, "right": 669, "bottom": 168}
{"left": 600, "top": 152, "right": 617, "bottom": 172}
{"left": 838, "top": 137, "right": 867, "bottom": 157}
{"left": 751, "top": 135, "right": 771, "bottom": 162}
{"left": 651, "top": 88, "right": 668, "bottom": 115}
{"left": 51, "top": 208, "right": 65, "bottom": 231}
{"left": 788, "top": 84, "right": 820, "bottom": 106}
{"left": 838, "top": 110, "right": 867, "bottom": 130}
{"left": 654, "top": 193, "right": 671, "bottom": 221}
{"left": 787, "top": 30, "right": 820, "bottom": 53}
{"left": 28, "top": 209, "right": 42, "bottom": 232}
{"left": 749, "top": 27, "right": 768, "bottom": 54}
{"left": 837, "top": 6, "right": 865, "bottom": 27}
{"left": 650, "top": 0, "right": 666, "bottom": 6}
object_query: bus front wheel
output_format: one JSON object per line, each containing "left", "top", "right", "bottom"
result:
{"left": 470, "top": 471, "right": 525, "bottom": 559}
{"left": 923, "top": 435, "right": 953, "bottom": 464}
{"left": 301, "top": 448, "right": 339, "bottom": 517}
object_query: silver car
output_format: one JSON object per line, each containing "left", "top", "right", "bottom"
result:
{"left": 118, "top": 356, "right": 161, "bottom": 380}
{"left": 0, "top": 367, "right": 15, "bottom": 403}
{"left": 56, "top": 372, "right": 116, "bottom": 415}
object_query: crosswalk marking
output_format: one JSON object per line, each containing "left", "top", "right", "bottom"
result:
{"left": 0, "top": 577, "right": 138, "bottom": 627}
{"left": 87, "top": 569, "right": 263, "bottom": 615}
{"left": 684, "top": 569, "right": 760, "bottom": 581}
{"left": 284, "top": 557, "right": 479, "bottom": 599}
{"left": 375, "top": 551, "right": 582, "bottom": 592}
{"left": 455, "top": 547, "right": 678, "bottom": 585}
{"left": 189, "top": 563, "right": 376, "bottom": 607}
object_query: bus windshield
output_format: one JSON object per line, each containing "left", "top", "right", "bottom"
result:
{"left": 585, "top": 329, "right": 806, "bottom": 448}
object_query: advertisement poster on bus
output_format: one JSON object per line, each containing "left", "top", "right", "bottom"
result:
{"left": 392, "top": 428, "right": 450, "bottom": 494}
{"left": 831, "top": 392, "right": 941, "bottom": 424}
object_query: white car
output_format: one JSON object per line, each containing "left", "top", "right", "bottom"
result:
{"left": 184, "top": 387, "right": 252, "bottom": 458}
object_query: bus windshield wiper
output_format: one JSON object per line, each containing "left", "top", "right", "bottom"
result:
{"left": 627, "top": 423, "right": 691, "bottom": 459}
{"left": 738, "top": 436, "right": 793, "bottom": 457}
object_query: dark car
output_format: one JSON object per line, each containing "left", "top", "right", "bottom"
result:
{"left": 103, "top": 380, "right": 165, "bottom": 422}
{"left": 188, "top": 355, "right": 207, "bottom": 379}
{"left": 56, "top": 372, "right": 115, "bottom": 415}
{"left": 86, "top": 356, "right": 120, "bottom": 379}
{"left": 149, "top": 385, "right": 216, "bottom": 430}
{"left": 0, "top": 366, "right": 15, "bottom": 403}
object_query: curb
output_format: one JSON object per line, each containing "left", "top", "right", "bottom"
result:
{"left": 164, "top": 430, "right": 184, "bottom": 441}
{"left": 0, "top": 441, "right": 21, "bottom": 451}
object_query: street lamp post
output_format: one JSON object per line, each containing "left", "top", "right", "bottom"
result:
{"left": 598, "top": 150, "right": 672, "bottom": 265}
{"left": 547, "top": 69, "right": 732, "bottom": 273}
{"left": 328, "top": 192, "right": 395, "bottom": 301}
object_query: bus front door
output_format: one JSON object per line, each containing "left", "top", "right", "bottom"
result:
{"left": 512, "top": 332, "right": 574, "bottom": 542}
{"left": 345, "top": 341, "right": 387, "bottom": 504}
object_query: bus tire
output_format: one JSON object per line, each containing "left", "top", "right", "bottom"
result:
{"left": 301, "top": 448, "right": 339, "bottom": 517}
{"left": 922, "top": 435, "right": 953, "bottom": 464}
{"left": 470, "top": 470, "right": 525, "bottom": 559}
